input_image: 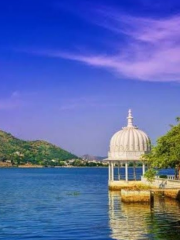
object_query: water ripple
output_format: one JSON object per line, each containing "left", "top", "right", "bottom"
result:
{"left": 0, "top": 168, "right": 180, "bottom": 240}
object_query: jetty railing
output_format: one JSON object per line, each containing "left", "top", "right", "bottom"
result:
{"left": 157, "top": 175, "right": 175, "bottom": 180}
{"left": 167, "top": 175, "right": 175, "bottom": 180}
{"left": 113, "top": 174, "right": 179, "bottom": 181}
{"left": 114, "top": 174, "right": 141, "bottom": 181}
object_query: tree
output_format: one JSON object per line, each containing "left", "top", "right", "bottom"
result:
{"left": 143, "top": 117, "right": 180, "bottom": 177}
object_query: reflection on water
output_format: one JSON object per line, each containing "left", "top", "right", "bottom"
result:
{"left": 109, "top": 192, "right": 150, "bottom": 240}
{"left": 109, "top": 192, "right": 180, "bottom": 240}
{"left": 0, "top": 168, "right": 180, "bottom": 240}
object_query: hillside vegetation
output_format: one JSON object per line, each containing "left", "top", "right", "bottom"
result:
{"left": 0, "top": 130, "right": 79, "bottom": 166}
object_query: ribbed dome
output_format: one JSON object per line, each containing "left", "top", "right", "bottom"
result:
{"left": 108, "top": 110, "right": 151, "bottom": 161}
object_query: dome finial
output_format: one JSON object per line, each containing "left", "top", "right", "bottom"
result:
{"left": 127, "top": 109, "right": 133, "bottom": 127}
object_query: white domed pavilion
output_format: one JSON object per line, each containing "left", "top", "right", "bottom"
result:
{"left": 105, "top": 110, "right": 151, "bottom": 184}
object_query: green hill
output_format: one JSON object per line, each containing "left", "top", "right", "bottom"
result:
{"left": 0, "top": 130, "right": 79, "bottom": 166}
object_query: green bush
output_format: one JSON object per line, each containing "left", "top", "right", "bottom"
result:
{"left": 159, "top": 174, "right": 167, "bottom": 179}
{"left": 144, "top": 169, "right": 158, "bottom": 183}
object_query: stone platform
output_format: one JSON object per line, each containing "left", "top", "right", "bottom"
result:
{"left": 109, "top": 179, "right": 180, "bottom": 202}
{"left": 109, "top": 180, "right": 146, "bottom": 191}
{"left": 121, "top": 189, "right": 151, "bottom": 203}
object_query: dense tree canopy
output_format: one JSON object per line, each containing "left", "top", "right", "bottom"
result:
{"left": 143, "top": 118, "right": 180, "bottom": 169}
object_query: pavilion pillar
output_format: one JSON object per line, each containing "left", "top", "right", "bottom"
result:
{"left": 133, "top": 162, "right": 136, "bottom": 180}
{"left": 142, "top": 163, "right": 146, "bottom": 175}
{"left": 125, "top": 162, "right": 128, "bottom": 182}
{"left": 118, "top": 162, "right": 120, "bottom": 180}
{"left": 108, "top": 162, "right": 111, "bottom": 181}
{"left": 111, "top": 162, "right": 114, "bottom": 181}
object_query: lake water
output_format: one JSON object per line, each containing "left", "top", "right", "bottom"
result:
{"left": 0, "top": 168, "right": 180, "bottom": 240}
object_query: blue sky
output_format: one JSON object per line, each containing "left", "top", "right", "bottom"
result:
{"left": 0, "top": 0, "right": 180, "bottom": 156}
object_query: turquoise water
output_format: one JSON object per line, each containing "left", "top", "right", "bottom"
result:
{"left": 0, "top": 168, "right": 180, "bottom": 240}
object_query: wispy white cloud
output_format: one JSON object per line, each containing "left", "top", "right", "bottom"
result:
{"left": 22, "top": 7, "right": 180, "bottom": 82}
{"left": 11, "top": 91, "right": 20, "bottom": 98}
{"left": 59, "top": 97, "right": 122, "bottom": 111}
{"left": 0, "top": 92, "right": 22, "bottom": 110}
{"left": 0, "top": 91, "right": 37, "bottom": 110}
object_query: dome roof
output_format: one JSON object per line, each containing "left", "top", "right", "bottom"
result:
{"left": 108, "top": 110, "right": 151, "bottom": 161}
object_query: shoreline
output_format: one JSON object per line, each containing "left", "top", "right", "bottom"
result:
{"left": 0, "top": 166, "right": 165, "bottom": 169}
{"left": 0, "top": 165, "right": 108, "bottom": 169}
